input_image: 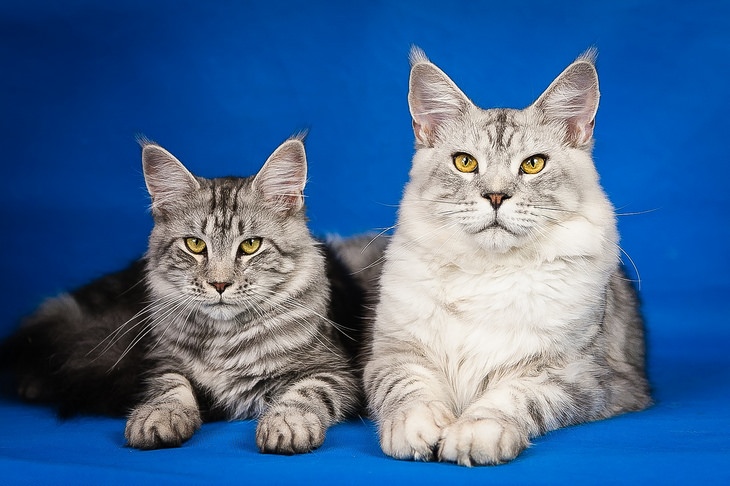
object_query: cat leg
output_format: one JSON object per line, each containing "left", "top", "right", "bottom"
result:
{"left": 256, "top": 371, "right": 357, "bottom": 455}
{"left": 125, "top": 373, "right": 202, "bottom": 449}
{"left": 365, "top": 353, "right": 455, "bottom": 461}
{"left": 438, "top": 368, "right": 603, "bottom": 466}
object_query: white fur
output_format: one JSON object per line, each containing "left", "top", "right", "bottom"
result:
{"left": 375, "top": 188, "right": 617, "bottom": 411}
{"left": 364, "top": 48, "right": 646, "bottom": 467}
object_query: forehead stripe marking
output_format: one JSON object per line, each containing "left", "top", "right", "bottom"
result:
{"left": 494, "top": 110, "right": 508, "bottom": 148}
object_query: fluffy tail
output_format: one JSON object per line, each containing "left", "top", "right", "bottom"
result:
{"left": 323, "top": 233, "right": 388, "bottom": 370}
{"left": 0, "top": 261, "right": 151, "bottom": 417}
{"left": 0, "top": 295, "right": 147, "bottom": 417}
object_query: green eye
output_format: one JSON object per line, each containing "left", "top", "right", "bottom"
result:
{"left": 520, "top": 154, "right": 547, "bottom": 174}
{"left": 240, "top": 237, "right": 262, "bottom": 255}
{"left": 185, "top": 237, "right": 207, "bottom": 254}
{"left": 453, "top": 153, "right": 478, "bottom": 173}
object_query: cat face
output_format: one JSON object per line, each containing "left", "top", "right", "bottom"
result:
{"left": 141, "top": 138, "right": 322, "bottom": 321}
{"left": 405, "top": 48, "right": 609, "bottom": 254}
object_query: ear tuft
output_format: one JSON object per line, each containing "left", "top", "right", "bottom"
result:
{"left": 409, "top": 45, "right": 430, "bottom": 67}
{"left": 140, "top": 139, "right": 200, "bottom": 212}
{"left": 252, "top": 137, "right": 307, "bottom": 213}
{"left": 532, "top": 51, "right": 600, "bottom": 147}
{"left": 408, "top": 48, "right": 472, "bottom": 147}
{"left": 576, "top": 46, "right": 598, "bottom": 65}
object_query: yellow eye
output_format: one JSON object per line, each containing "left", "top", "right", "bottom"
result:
{"left": 240, "top": 237, "right": 262, "bottom": 255}
{"left": 185, "top": 237, "right": 207, "bottom": 254}
{"left": 453, "top": 153, "right": 478, "bottom": 173}
{"left": 520, "top": 155, "right": 546, "bottom": 175}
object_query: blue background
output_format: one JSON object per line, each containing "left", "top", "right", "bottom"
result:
{"left": 1, "top": 0, "right": 728, "bottom": 483}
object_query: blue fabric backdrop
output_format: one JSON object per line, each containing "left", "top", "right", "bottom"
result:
{"left": 1, "top": 0, "right": 728, "bottom": 483}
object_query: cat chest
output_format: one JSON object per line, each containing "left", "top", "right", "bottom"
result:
{"left": 436, "top": 265, "right": 599, "bottom": 329}
{"left": 401, "top": 262, "right": 605, "bottom": 372}
{"left": 167, "top": 337, "right": 275, "bottom": 419}
{"left": 190, "top": 366, "right": 268, "bottom": 419}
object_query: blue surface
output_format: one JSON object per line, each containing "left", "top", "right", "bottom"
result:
{"left": 1, "top": 0, "right": 729, "bottom": 483}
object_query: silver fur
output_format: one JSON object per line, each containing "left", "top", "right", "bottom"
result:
{"left": 364, "top": 48, "right": 651, "bottom": 466}
{"left": 123, "top": 137, "right": 362, "bottom": 453}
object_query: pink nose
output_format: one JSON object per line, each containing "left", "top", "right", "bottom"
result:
{"left": 482, "top": 192, "right": 511, "bottom": 209}
{"left": 209, "top": 281, "right": 232, "bottom": 294}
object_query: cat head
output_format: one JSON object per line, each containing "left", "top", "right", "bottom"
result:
{"left": 140, "top": 136, "right": 325, "bottom": 321}
{"left": 403, "top": 47, "right": 615, "bottom": 256}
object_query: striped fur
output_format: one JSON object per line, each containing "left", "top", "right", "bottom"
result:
{"left": 364, "top": 49, "right": 651, "bottom": 466}
{"left": 2, "top": 137, "right": 383, "bottom": 454}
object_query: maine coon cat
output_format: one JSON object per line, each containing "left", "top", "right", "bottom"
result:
{"left": 364, "top": 48, "right": 651, "bottom": 466}
{"left": 2, "top": 136, "right": 383, "bottom": 454}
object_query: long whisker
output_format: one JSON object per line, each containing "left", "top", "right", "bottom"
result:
{"left": 87, "top": 291, "right": 179, "bottom": 358}
{"left": 353, "top": 216, "right": 461, "bottom": 276}
{"left": 247, "top": 286, "right": 357, "bottom": 353}
{"left": 615, "top": 209, "right": 660, "bottom": 217}
{"left": 250, "top": 286, "right": 354, "bottom": 335}
{"left": 362, "top": 229, "right": 392, "bottom": 252}
{"left": 248, "top": 292, "right": 339, "bottom": 355}
{"left": 113, "top": 295, "right": 195, "bottom": 368}
{"left": 617, "top": 246, "right": 642, "bottom": 290}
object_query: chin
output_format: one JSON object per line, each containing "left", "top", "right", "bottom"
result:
{"left": 200, "top": 304, "right": 242, "bottom": 321}
{"left": 475, "top": 228, "right": 521, "bottom": 254}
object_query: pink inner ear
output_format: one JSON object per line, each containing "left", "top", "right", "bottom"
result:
{"left": 567, "top": 110, "right": 596, "bottom": 146}
{"left": 412, "top": 119, "right": 431, "bottom": 146}
{"left": 408, "top": 63, "right": 471, "bottom": 147}
{"left": 280, "top": 193, "right": 303, "bottom": 211}
{"left": 571, "top": 118, "right": 595, "bottom": 146}
{"left": 264, "top": 194, "right": 302, "bottom": 214}
{"left": 535, "top": 61, "right": 599, "bottom": 148}
{"left": 258, "top": 175, "right": 305, "bottom": 213}
{"left": 142, "top": 144, "right": 200, "bottom": 210}
{"left": 253, "top": 140, "right": 307, "bottom": 213}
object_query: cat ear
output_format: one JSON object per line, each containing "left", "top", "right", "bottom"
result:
{"left": 140, "top": 138, "right": 200, "bottom": 211}
{"left": 408, "top": 46, "right": 472, "bottom": 147}
{"left": 252, "top": 137, "right": 307, "bottom": 213}
{"left": 532, "top": 49, "right": 600, "bottom": 147}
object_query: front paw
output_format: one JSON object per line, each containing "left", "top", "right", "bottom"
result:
{"left": 379, "top": 401, "right": 455, "bottom": 461}
{"left": 256, "top": 406, "right": 325, "bottom": 455}
{"left": 438, "top": 416, "right": 528, "bottom": 466}
{"left": 125, "top": 402, "right": 202, "bottom": 450}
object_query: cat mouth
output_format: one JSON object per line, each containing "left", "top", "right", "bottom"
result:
{"left": 481, "top": 220, "right": 517, "bottom": 235}
{"left": 200, "top": 297, "right": 232, "bottom": 310}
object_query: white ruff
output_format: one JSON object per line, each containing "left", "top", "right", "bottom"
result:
{"left": 373, "top": 187, "right": 618, "bottom": 413}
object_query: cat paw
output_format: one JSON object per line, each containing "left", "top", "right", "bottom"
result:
{"left": 438, "top": 416, "right": 528, "bottom": 466}
{"left": 125, "top": 402, "right": 202, "bottom": 450}
{"left": 379, "top": 401, "right": 455, "bottom": 461}
{"left": 256, "top": 406, "right": 326, "bottom": 454}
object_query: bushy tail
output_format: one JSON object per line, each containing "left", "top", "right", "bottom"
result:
{"left": 1, "top": 260, "right": 153, "bottom": 417}
{"left": 0, "top": 295, "right": 147, "bottom": 417}
{"left": 323, "top": 233, "right": 389, "bottom": 371}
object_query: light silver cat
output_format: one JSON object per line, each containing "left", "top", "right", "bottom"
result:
{"left": 364, "top": 48, "right": 651, "bottom": 466}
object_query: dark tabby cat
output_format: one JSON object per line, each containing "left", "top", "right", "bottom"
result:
{"left": 1, "top": 136, "right": 384, "bottom": 454}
